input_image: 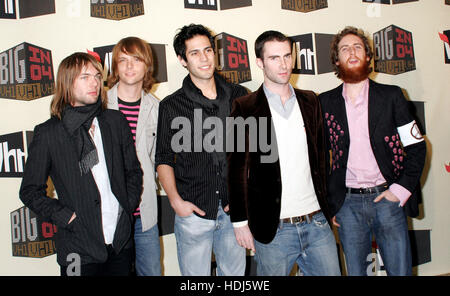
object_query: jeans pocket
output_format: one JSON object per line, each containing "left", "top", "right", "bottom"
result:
{"left": 312, "top": 213, "right": 329, "bottom": 228}
{"left": 176, "top": 212, "right": 195, "bottom": 219}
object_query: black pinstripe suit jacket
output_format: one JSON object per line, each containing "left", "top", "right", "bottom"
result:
{"left": 19, "top": 109, "right": 143, "bottom": 266}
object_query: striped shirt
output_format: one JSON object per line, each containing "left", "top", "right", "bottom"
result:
{"left": 118, "top": 98, "right": 141, "bottom": 143}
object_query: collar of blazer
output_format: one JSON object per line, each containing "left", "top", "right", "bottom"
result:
{"left": 107, "top": 83, "right": 158, "bottom": 144}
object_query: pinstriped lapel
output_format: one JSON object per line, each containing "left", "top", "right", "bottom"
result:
{"left": 97, "top": 115, "right": 113, "bottom": 181}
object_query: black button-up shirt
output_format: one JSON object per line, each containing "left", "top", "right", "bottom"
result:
{"left": 155, "top": 73, "right": 248, "bottom": 219}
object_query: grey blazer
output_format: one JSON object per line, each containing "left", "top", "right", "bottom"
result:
{"left": 107, "top": 83, "right": 159, "bottom": 232}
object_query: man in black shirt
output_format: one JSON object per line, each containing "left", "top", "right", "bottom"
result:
{"left": 155, "top": 24, "right": 247, "bottom": 276}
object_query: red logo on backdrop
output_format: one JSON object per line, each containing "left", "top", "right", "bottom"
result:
{"left": 373, "top": 25, "right": 416, "bottom": 75}
{"left": 215, "top": 32, "right": 251, "bottom": 84}
{"left": 445, "top": 163, "right": 450, "bottom": 173}
{"left": 11, "top": 206, "right": 57, "bottom": 258}
{"left": 0, "top": 43, "right": 55, "bottom": 101}
{"left": 439, "top": 31, "right": 450, "bottom": 64}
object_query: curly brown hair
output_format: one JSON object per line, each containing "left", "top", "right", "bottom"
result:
{"left": 330, "top": 26, "right": 373, "bottom": 78}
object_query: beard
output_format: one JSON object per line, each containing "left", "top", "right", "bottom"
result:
{"left": 338, "top": 59, "right": 370, "bottom": 83}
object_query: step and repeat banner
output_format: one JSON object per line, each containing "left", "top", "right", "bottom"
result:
{"left": 0, "top": 0, "right": 449, "bottom": 276}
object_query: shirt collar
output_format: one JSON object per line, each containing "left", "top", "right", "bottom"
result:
{"left": 342, "top": 79, "right": 369, "bottom": 107}
{"left": 263, "top": 84, "right": 297, "bottom": 119}
{"left": 263, "top": 83, "right": 295, "bottom": 103}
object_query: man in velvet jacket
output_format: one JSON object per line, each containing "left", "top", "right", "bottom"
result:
{"left": 228, "top": 30, "right": 341, "bottom": 276}
{"left": 318, "top": 27, "right": 426, "bottom": 276}
{"left": 19, "top": 53, "right": 142, "bottom": 276}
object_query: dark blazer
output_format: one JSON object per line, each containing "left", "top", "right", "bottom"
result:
{"left": 228, "top": 85, "right": 329, "bottom": 244}
{"left": 318, "top": 79, "right": 426, "bottom": 218}
{"left": 19, "top": 109, "right": 143, "bottom": 266}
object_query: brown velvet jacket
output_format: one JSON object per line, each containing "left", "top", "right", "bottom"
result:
{"left": 227, "top": 85, "right": 330, "bottom": 244}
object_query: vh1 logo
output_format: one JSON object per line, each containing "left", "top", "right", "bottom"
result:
{"left": 0, "top": 0, "right": 16, "bottom": 19}
{"left": 373, "top": 25, "right": 416, "bottom": 75}
{"left": 92, "top": 43, "right": 168, "bottom": 85}
{"left": 184, "top": 0, "right": 252, "bottom": 10}
{"left": 439, "top": 30, "right": 450, "bottom": 64}
{"left": 214, "top": 32, "right": 251, "bottom": 84}
{"left": 362, "top": 0, "right": 418, "bottom": 4}
{"left": 290, "top": 33, "right": 334, "bottom": 75}
{"left": 11, "top": 206, "right": 57, "bottom": 258}
{"left": 281, "top": 0, "right": 328, "bottom": 12}
{"left": 1, "top": 0, "right": 55, "bottom": 19}
{"left": 0, "top": 43, "right": 55, "bottom": 101}
{"left": 91, "top": 0, "right": 144, "bottom": 20}
{"left": 0, "top": 131, "right": 33, "bottom": 178}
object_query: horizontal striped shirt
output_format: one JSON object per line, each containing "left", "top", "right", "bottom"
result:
{"left": 118, "top": 97, "right": 141, "bottom": 216}
{"left": 118, "top": 98, "right": 141, "bottom": 143}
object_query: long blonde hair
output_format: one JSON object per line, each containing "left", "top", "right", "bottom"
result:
{"left": 50, "top": 52, "right": 107, "bottom": 119}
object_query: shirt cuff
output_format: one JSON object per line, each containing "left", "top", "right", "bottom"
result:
{"left": 389, "top": 183, "right": 412, "bottom": 207}
{"left": 232, "top": 220, "right": 248, "bottom": 228}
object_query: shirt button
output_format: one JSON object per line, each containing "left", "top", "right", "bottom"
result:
{"left": 216, "top": 191, "right": 219, "bottom": 194}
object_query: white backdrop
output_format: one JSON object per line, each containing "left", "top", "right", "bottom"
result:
{"left": 0, "top": 0, "right": 449, "bottom": 276}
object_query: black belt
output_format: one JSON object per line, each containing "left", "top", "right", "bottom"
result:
{"left": 347, "top": 183, "right": 388, "bottom": 194}
{"left": 281, "top": 210, "right": 321, "bottom": 224}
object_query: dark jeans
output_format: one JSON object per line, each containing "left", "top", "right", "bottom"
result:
{"left": 60, "top": 245, "right": 133, "bottom": 276}
{"left": 336, "top": 192, "right": 412, "bottom": 276}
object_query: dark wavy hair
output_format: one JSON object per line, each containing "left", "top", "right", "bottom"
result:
{"left": 330, "top": 26, "right": 373, "bottom": 78}
{"left": 173, "top": 24, "right": 215, "bottom": 61}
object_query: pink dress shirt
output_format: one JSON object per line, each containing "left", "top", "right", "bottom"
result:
{"left": 343, "top": 79, "right": 411, "bottom": 206}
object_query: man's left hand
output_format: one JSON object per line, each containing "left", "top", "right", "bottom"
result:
{"left": 374, "top": 190, "right": 400, "bottom": 203}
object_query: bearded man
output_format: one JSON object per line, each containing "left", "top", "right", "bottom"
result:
{"left": 318, "top": 27, "right": 426, "bottom": 276}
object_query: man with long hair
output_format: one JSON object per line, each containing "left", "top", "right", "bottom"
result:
{"left": 20, "top": 52, "right": 143, "bottom": 276}
{"left": 319, "top": 27, "right": 426, "bottom": 275}
{"left": 107, "top": 37, "right": 161, "bottom": 276}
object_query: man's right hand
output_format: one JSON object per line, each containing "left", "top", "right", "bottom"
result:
{"left": 332, "top": 216, "right": 340, "bottom": 227}
{"left": 234, "top": 224, "right": 255, "bottom": 252}
{"left": 68, "top": 212, "right": 76, "bottom": 224}
{"left": 171, "top": 199, "right": 206, "bottom": 217}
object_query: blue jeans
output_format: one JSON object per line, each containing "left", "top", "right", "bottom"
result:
{"left": 254, "top": 211, "right": 341, "bottom": 276}
{"left": 134, "top": 218, "right": 161, "bottom": 276}
{"left": 336, "top": 192, "right": 412, "bottom": 276}
{"left": 174, "top": 203, "right": 246, "bottom": 276}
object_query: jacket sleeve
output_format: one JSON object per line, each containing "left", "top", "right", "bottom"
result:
{"left": 318, "top": 94, "right": 332, "bottom": 176}
{"left": 119, "top": 114, "right": 143, "bottom": 212}
{"left": 227, "top": 99, "right": 249, "bottom": 223}
{"left": 155, "top": 99, "right": 176, "bottom": 169}
{"left": 19, "top": 124, "right": 74, "bottom": 228}
{"left": 314, "top": 92, "right": 327, "bottom": 197}
{"left": 392, "top": 86, "right": 426, "bottom": 193}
